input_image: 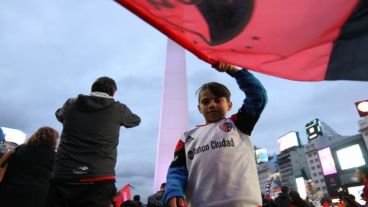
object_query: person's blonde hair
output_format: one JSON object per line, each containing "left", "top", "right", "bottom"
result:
{"left": 26, "top": 127, "right": 59, "bottom": 149}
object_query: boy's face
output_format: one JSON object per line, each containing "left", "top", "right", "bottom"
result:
{"left": 198, "top": 89, "right": 232, "bottom": 124}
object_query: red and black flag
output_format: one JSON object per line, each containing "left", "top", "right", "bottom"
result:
{"left": 115, "top": 0, "right": 368, "bottom": 81}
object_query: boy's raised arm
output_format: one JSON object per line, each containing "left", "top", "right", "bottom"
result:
{"left": 232, "top": 69, "right": 267, "bottom": 135}
{"left": 212, "top": 62, "right": 267, "bottom": 135}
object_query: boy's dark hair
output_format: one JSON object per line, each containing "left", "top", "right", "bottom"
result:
{"left": 196, "top": 82, "right": 231, "bottom": 102}
{"left": 281, "top": 185, "right": 289, "bottom": 193}
{"left": 91, "top": 76, "right": 117, "bottom": 96}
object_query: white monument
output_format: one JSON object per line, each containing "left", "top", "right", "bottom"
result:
{"left": 153, "top": 39, "right": 188, "bottom": 191}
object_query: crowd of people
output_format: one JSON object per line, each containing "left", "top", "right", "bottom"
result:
{"left": 1, "top": 76, "right": 141, "bottom": 207}
{"left": 117, "top": 183, "right": 166, "bottom": 207}
{"left": 0, "top": 62, "right": 366, "bottom": 207}
{"left": 261, "top": 168, "right": 368, "bottom": 207}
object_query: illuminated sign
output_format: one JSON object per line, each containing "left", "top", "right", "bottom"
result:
{"left": 305, "top": 119, "right": 323, "bottom": 140}
{"left": 336, "top": 144, "right": 365, "bottom": 170}
{"left": 318, "top": 147, "right": 337, "bottom": 175}
{"left": 295, "top": 177, "right": 307, "bottom": 199}
{"left": 348, "top": 185, "right": 365, "bottom": 205}
{"left": 256, "top": 148, "right": 268, "bottom": 164}
{"left": 277, "top": 131, "right": 300, "bottom": 152}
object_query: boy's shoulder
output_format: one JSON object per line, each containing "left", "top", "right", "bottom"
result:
{"left": 181, "top": 127, "right": 199, "bottom": 143}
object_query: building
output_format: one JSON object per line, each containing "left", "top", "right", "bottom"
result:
{"left": 359, "top": 116, "right": 368, "bottom": 150}
{"left": 277, "top": 146, "right": 310, "bottom": 191}
{"left": 322, "top": 133, "right": 366, "bottom": 197}
{"left": 257, "top": 154, "right": 279, "bottom": 195}
{"left": 304, "top": 142, "right": 327, "bottom": 195}
{"left": 304, "top": 120, "right": 350, "bottom": 196}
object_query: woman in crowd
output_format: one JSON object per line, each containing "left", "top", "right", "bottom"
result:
{"left": 0, "top": 126, "right": 59, "bottom": 207}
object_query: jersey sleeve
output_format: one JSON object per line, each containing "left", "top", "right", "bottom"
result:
{"left": 230, "top": 69, "right": 267, "bottom": 135}
{"left": 164, "top": 138, "right": 188, "bottom": 204}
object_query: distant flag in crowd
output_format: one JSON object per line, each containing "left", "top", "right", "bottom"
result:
{"left": 115, "top": 0, "right": 368, "bottom": 81}
{"left": 113, "top": 184, "right": 133, "bottom": 207}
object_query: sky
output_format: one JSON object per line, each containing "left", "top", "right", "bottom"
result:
{"left": 1, "top": 0, "right": 367, "bottom": 202}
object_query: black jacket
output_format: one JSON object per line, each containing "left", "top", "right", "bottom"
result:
{"left": 275, "top": 193, "right": 292, "bottom": 207}
{"left": 0, "top": 144, "right": 55, "bottom": 207}
{"left": 53, "top": 94, "right": 140, "bottom": 180}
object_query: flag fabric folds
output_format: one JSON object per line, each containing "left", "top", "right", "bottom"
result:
{"left": 115, "top": 0, "right": 368, "bottom": 81}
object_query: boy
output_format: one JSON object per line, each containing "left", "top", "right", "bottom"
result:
{"left": 164, "top": 62, "right": 267, "bottom": 207}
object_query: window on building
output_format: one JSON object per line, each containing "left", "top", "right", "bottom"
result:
{"left": 311, "top": 166, "right": 315, "bottom": 170}
{"left": 313, "top": 173, "right": 317, "bottom": 176}
{"left": 322, "top": 186, "right": 326, "bottom": 190}
{"left": 310, "top": 160, "right": 314, "bottom": 164}
{"left": 315, "top": 158, "right": 319, "bottom": 162}
{"left": 317, "top": 165, "right": 320, "bottom": 168}
{"left": 317, "top": 187, "right": 321, "bottom": 191}
{"left": 319, "top": 172, "right": 323, "bottom": 175}
{"left": 315, "top": 180, "right": 319, "bottom": 183}
{"left": 313, "top": 152, "right": 317, "bottom": 155}
{"left": 320, "top": 179, "right": 324, "bottom": 182}
{"left": 308, "top": 153, "right": 312, "bottom": 157}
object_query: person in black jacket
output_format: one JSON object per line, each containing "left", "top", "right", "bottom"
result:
{"left": 147, "top": 183, "right": 166, "bottom": 207}
{"left": 0, "top": 127, "right": 59, "bottom": 207}
{"left": 275, "top": 186, "right": 292, "bottom": 207}
{"left": 289, "top": 191, "right": 309, "bottom": 207}
{"left": 47, "top": 76, "right": 141, "bottom": 207}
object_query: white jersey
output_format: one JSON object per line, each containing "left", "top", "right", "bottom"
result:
{"left": 181, "top": 118, "right": 262, "bottom": 207}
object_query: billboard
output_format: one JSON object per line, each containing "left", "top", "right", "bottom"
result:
{"left": 305, "top": 119, "right": 323, "bottom": 140}
{"left": 336, "top": 144, "right": 365, "bottom": 170}
{"left": 347, "top": 185, "right": 365, "bottom": 205}
{"left": 295, "top": 177, "right": 307, "bottom": 199}
{"left": 277, "top": 131, "right": 300, "bottom": 152}
{"left": 318, "top": 147, "right": 337, "bottom": 175}
{"left": 256, "top": 148, "right": 268, "bottom": 164}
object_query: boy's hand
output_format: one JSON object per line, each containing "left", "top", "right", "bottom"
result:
{"left": 168, "top": 197, "right": 187, "bottom": 207}
{"left": 212, "top": 61, "right": 238, "bottom": 75}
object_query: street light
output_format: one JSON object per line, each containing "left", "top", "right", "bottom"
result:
{"left": 355, "top": 100, "right": 368, "bottom": 117}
